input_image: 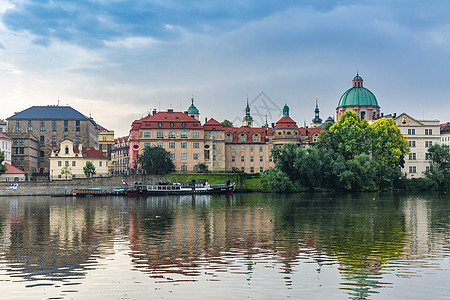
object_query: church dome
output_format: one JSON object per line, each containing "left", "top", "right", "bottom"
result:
{"left": 337, "top": 74, "right": 379, "bottom": 108}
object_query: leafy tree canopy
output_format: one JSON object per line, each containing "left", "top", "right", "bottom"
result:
{"left": 0, "top": 151, "right": 6, "bottom": 175}
{"left": 138, "top": 146, "right": 175, "bottom": 175}
{"left": 83, "top": 161, "right": 96, "bottom": 177}
{"left": 221, "top": 120, "right": 233, "bottom": 127}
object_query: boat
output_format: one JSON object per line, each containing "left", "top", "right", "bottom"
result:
{"left": 126, "top": 180, "right": 234, "bottom": 196}
{"left": 72, "top": 188, "right": 107, "bottom": 196}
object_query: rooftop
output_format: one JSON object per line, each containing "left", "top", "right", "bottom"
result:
{"left": 7, "top": 106, "right": 91, "bottom": 121}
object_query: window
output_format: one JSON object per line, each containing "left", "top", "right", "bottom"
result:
{"left": 226, "top": 135, "right": 232, "bottom": 142}
{"left": 65, "top": 146, "right": 69, "bottom": 154}
{"left": 170, "top": 153, "right": 175, "bottom": 160}
{"left": 19, "top": 139, "right": 24, "bottom": 146}
{"left": 241, "top": 156, "right": 244, "bottom": 162}
{"left": 40, "top": 135, "right": 45, "bottom": 147}
{"left": 99, "top": 161, "right": 102, "bottom": 167}
{"left": 408, "top": 128, "right": 415, "bottom": 135}
{"left": 157, "top": 132, "right": 164, "bottom": 138}
{"left": 232, "top": 155, "right": 235, "bottom": 162}
{"left": 425, "top": 141, "right": 433, "bottom": 147}
{"left": 76, "top": 120, "right": 80, "bottom": 132}
{"left": 241, "top": 167, "right": 245, "bottom": 172}
{"left": 52, "top": 120, "right": 57, "bottom": 132}
{"left": 181, "top": 142, "right": 187, "bottom": 148}
{"left": 193, "top": 153, "right": 200, "bottom": 160}
{"left": 250, "top": 167, "right": 254, "bottom": 173}
{"left": 409, "top": 141, "right": 416, "bottom": 147}
{"left": 144, "top": 131, "right": 151, "bottom": 138}
{"left": 426, "top": 153, "right": 431, "bottom": 160}
{"left": 212, "top": 133, "right": 216, "bottom": 140}
{"left": 409, "top": 166, "right": 417, "bottom": 173}
{"left": 260, "top": 146, "right": 263, "bottom": 152}
{"left": 144, "top": 142, "right": 151, "bottom": 148}
{"left": 170, "top": 122, "right": 174, "bottom": 128}
{"left": 260, "top": 167, "right": 263, "bottom": 173}
{"left": 193, "top": 142, "right": 199, "bottom": 148}
{"left": 250, "top": 156, "right": 254, "bottom": 162}
{"left": 157, "top": 142, "right": 164, "bottom": 148}
{"left": 213, "top": 154, "right": 216, "bottom": 161}
{"left": 253, "top": 135, "right": 260, "bottom": 142}
{"left": 72, "top": 161, "right": 76, "bottom": 166}
{"left": 182, "top": 122, "right": 186, "bottom": 128}
{"left": 212, "top": 144, "right": 216, "bottom": 150}
{"left": 239, "top": 135, "right": 246, "bottom": 142}
{"left": 40, "top": 120, "right": 45, "bottom": 132}
{"left": 64, "top": 120, "right": 68, "bottom": 132}
{"left": 181, "top": 165, "right": 187, "bottom": 171}
{"left": 158, "top": 122, "right": 162, "bottom": 128}
{"left": 193, "top": 131, "right": 200, "bottom": 138}
{"left": 426, "top": 166, "right": 430, "bottom": 172}
{"left": 241, "top": 146, "right": 245, "bottom": 152}
{"left": 169, "top": 142, "right": 175, "bottom": 148}
{"left": 250, "top": 146, "right": 254, "bottom": 152}
{"left": 269, "top": 156, "right": 272, "bottom": 162}
{"left": 181, "top": 153, "right": 187, "bottom": 160}
{"left": 75, "top": 136, "right": 80, "bottom": 146}
{"left": 40, "top": 151, "right": 44, "bottom": 157}
{"left": 260, "top": 156, "right": 263, "bottom": 162}
{"left": 232, "top": 146, "right": 235, "bottom": 152}
{"left": 16, "top": 120, "right": 21, "bottom": 132}
{"left": 425, "top": 129, "right": 432, "bottom": 135}
{"left": 169, "top": 131, "right": 176, "bottom": 138}
{"left": 409, "top": 153, "right": 416, "bottom": 160}
{"left": 181, "top": 132, "right": 187, "bottom": 138}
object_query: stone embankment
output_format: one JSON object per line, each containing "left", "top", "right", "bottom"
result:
{"left": 0, "top": 174, "right": 165, "bottom": 196}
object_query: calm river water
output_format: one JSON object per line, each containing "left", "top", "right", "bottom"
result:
{"left": 0, "top": 192, "right": 448, "bottom": 299}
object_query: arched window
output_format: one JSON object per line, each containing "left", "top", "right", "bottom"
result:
{"left": 65, "top": 147, "right": 69, "bottom": 154}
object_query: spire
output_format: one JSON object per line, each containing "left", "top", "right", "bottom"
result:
{"left": 187, "top": 96, "right": 199, "bottom": 119}
{"left": 282, "top": 103, "right": 289, "bottom": 117}
{"left": 243, "top": 96, "right": 253, "bottom": 127}
{"left": 264, "top": 114, "right": 269, "bottom": 128}
{"left": 312, "top": 96, "right": 322, "bottom": 124}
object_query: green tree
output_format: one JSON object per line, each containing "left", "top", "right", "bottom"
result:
{"left": 427, "top": 144, "right": 450, "bottom": 169}
{"left": 260, "top": 168, "right": 297, "bottom": 192}
{"left": 271, "top": 143, "right": 306, "bottom": 183}
{"left": 197, "top": 162, "right": 208, "bottom": 173}
{"left": 315, "top": 120, "right": 335, "bottom": 150}
{"left": 83, "top": 161, "right": 96, "bottom": 178}
{"left": 425, "top": 144, "right": 450, "bottom": 190}
{"left": 339, "top": 154, "right": 378, "bottom": 191}
{"left": 138, "top": 146, "right": 175, "bottom": 175}
{"left": 319, "top": 111, "right": 372, "bottom": 160}
{"left": 61, "top": 165, "right": 72, "bottom": 179}
{"left": 0, "top": 151, "right": 7, "bottom": 175}
{"left": 221, "top": 120, "right": 233, "bottom": 127}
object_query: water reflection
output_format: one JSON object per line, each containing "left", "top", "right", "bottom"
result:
{"left": 0, "top": 192, "right": 448, "bottom": 299}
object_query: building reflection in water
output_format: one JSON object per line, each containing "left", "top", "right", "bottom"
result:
{"left": 0, "top": 193, "right": 447, "bottom": 300}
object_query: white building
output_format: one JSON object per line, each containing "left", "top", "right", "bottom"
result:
{"left": 0, "top": 132, "right": 12, "bottom": 164}
{"left": 440, "top": 122, "right": 450, "bottom": 147}
{"left": 50, "top": 139, "right": 109, "bottom": 180}
{"left": 395, "top": 113, "right": 441, "bottom": 177}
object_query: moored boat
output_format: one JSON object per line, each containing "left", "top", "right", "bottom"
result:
{"left": 126, "top": 180, "right": 234, "bottom": 196}
{"left": 72, "top": 188, "right": 107, "bottom": 196}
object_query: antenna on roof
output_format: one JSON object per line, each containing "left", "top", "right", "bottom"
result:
{"left": 57, "top": 97, "right": 59, "bottom": 106}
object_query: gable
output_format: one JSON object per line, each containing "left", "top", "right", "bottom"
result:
{"left": 395, "top": 113, "right": 423, "bottom": 127}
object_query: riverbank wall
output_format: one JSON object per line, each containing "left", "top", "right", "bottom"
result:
{"left": 0, "top": 174, "right": 165, "bottom": 196}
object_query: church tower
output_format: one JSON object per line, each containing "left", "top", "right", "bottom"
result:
{"left": 242, "top": 98, "right": 253, "bottom": 127}
{"left": 311, "top": 97, "right": 323, "bottom": 128}
{"left": 187, "top": 97, "right": 200, "bottom": 120}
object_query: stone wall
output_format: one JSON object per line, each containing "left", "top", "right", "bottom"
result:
{"left": 0, "top": 174, "right": 165, "bottom": 196}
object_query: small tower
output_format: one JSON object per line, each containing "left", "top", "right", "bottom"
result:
{"left": 282, "top": 103, "right": 289, "bottom": 117}
{"left": 311, "top": 97, "right": 323, "bottom": 128}
{"left": 264, "top": 115, "right": 269, "bottom": 128}
{"left": 187, "top": 96, "right": 199, "bottom": 120}
{"left": 243, "top": 97, "right": 253, "bottom": 127}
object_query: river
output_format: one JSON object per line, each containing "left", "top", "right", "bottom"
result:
{"left": 0, "top": 192, "right": 448, "bottom": 299}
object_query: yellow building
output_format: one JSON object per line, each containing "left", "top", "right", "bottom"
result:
{"left": 98, "top": 125, "right": 115, "bottom": 172}
{"left": 49, "top": 139, "right": 109, "bottom": 180}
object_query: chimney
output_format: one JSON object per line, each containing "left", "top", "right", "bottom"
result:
{"left": 167, "top": 109, "right": 173, "bottom": 113}
{"left": 78, "top": 144, "right": 83, "bottom": 153}
{"left": 205, "top": 117, "right": 208, "bottom": 123}
{"left": 393, "top": 113, "right": 396, "bottom": 118}
{"left": 381, "top": 113, "right": 384, "bottom": 118}
{"left": 152, "top": 109, "right": 157, "bottom": 115}
{"left": 184, "top": 111, "right": 188, "bottom": 114}
{"left": 271, "top": 123, "right": 275, "bottom": 129}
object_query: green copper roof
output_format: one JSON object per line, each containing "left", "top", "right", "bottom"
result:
{"left": 283, "top": 104, "right": 289, "bottom": 117}
{"left": 187, "top": 97, "right": 199, "bottom": 114}
{"left": 338, "top": 87, "right": 379, "bottom": 108}
{"left": 353, "top": 75, "right": 363, "bottom": 81}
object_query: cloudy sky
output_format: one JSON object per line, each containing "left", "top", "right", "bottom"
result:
{"left": 1, "top": 0, "right": 449, "bottom": 137}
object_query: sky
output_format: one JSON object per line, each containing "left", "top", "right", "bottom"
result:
{"left": 0, "top": 0, "right": 449, "bottom": 137}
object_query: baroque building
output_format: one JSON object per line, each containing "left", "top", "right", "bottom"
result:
{"left": 336, "top": 74, "right": 381, "bottom": 123}
{"left": 111, "top": 136, "right": 129, "bottom": 174}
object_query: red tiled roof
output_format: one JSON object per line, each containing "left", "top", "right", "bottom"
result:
{"left": 275, "top": 117, "right": 298, "bottom": 129}
{"left": 0, "top": 132, "right": 12, "bottom": 140}
{"left": 225, "top": 126, "right": 273, "bottom": 143}
{"left": 97, "top": 124, "right": 109, "bottom": 131}
{"left": 132, "top": 110, "right": 202, "bottom": 130}
{"left": 203, "top": 118, "right": 224, "bottom": 130}
{"left": 4, "top": 163, "right": 26, "bottom": 174}
{"left": 82, "top": 147, "right": 108, "bottom": 159}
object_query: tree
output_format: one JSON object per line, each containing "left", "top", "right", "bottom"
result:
{"left": 83, "top": 161, "right": 96, "bottom": 178}
{"left": 197, "top": 162, "right": 208, "bottom": 173}
{"left": 427, "top": 144, "right": 450, "bottom": 169}
{"left": 61, "top": 165, "right": 72, "bottom": 179}
{"left": 425, "top": 144, "right": 450, "bottom": 190}
{"left": 319, "top": 111, "right": 372, "bottom": 160}
{"left": 0, "top": 150, "right": 7, "bottom": 175}
{"left": 315, "top": 121, "right": 335, "bottom": 150}
{"left": 221, "top": 120, "right": 233, "bottom": 127}
{"left": 260, "top": 168, "right": 297, "bottom": 192}
{"left": 138, "top": 146, "right": 175, "bottom": 175}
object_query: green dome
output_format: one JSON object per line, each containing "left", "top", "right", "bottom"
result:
{"left": 338, "top": 87, "right": 379, "bottom": 108}
{"left": 338, "top": 75, "right": 379, "bottom": 108}
{"left": 187, "top": 97, "right": 199, "bottom": 114}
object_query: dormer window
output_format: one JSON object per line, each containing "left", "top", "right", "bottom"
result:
{"left": 65, "top": 147, "right": 69, "bottom": 154}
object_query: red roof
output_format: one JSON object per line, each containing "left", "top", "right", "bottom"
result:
{"left": 225, "top": 126, "right": 273, "bottom": 143}
{"left": 4, "top": 163, "right": 26, "bottom": 174}
{"left": 81, "top": 147, "right": 108, "bottom": 159}
{"left": 97, "top": 124, "right": 109, "bottom": 131}
{"left": 132, "top": 110, "right": 202, "bottom": 130}
{"left": 275, "top": 117, "right": 298, "bottom": 129}
{"left": 0, "top": 132, "right": 12, "bottom": 140}
{"left": 114, "top": 136, "right": 129, "bottom": 143}
{"left": 203, "top": 118, "right": 224, "bottom": 130}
